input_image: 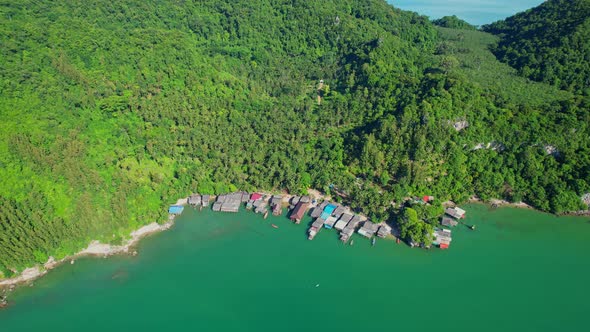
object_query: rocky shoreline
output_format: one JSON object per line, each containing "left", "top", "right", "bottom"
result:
{"left": 467, "top": 196, "right": 532, "bottom": 209}
{"left": 0, "top": 221, "right": 174, "bottom": 291}
{"left": 0, "top": 197, "right": 188, "bottom": 292}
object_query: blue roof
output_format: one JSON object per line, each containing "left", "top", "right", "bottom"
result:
{"left": 320, "top": 211, "right": 331, "bottom": 220}
{"left": 168, "top": 205, "right": 184, "bottom": 214}
{"left": 323, "top": 204, "right": 337, "bottom": 215}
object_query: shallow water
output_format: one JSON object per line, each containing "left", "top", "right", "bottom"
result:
{"left": 1, "top": 204, "right": 588, "bottom": 331}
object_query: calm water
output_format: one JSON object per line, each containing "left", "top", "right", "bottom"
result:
{"left": 1, "top": 204, "right": 588, "bottom": 331}
{"left": 389, "top": 0, "right": 545, "bottom": 25}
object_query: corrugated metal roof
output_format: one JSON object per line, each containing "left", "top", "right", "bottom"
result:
{"left": 323, "top": 204, "right": 337, "bottom": 214}
{"left": 168, "top": 205, "right": 184, "bottom": 214}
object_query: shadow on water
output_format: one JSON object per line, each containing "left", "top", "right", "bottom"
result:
{"left": 110, "top": 268, "right": 129, "bottom": 282}
{"left": 243, "top": 225, "right": 266, "bottom": 237}
{"left": 208, "top": 221, "right": 251, "bottom": 239}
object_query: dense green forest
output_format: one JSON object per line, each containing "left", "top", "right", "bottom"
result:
{"left": 432, "top": 15, "right": 477, "bottom": 30}
{"left": 0, "top": 0, "right": 588, "bottom": 276}
{"left": 483, "top": 0, "right": 590, "bottom": 92}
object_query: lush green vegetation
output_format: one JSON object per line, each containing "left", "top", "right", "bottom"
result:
{"left": 0, "top": 0, "right": 588, "bottom": 274}
{"left": 432, "top": 15, "right": 476, "bottom": 30}
{"left": 436, "top": 27, "right": 572, "bottom": 106}
{"left": 483, "top": 0, "right": 590, "bottom": 92}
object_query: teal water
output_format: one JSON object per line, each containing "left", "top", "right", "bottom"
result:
{"left": 1, "top": 204, "right": 589, "bottom": 331}
{"left": 389, "top": 1, "right": 544, "bottom": 25}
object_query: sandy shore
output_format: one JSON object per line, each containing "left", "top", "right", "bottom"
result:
{"left": 0, "top": 198, "right": 187, "bottom": 289}
{"left": 468, "top": 196, "right": 532, "bottom": 209}
{"left": 0, "top": 191, "right": 351, "bottom": 290}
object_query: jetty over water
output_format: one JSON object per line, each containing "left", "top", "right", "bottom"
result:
{"left": 290, "top": 201, "right": 309, "bottom": 224}
{"left": 358, "top": 221, "right": 379, "bottom": 238}
{"left": 212, "top": 192, "right": 243, "bottom": 213}
{"left": 445, "top": 207, "right": 466, "bottom": 219}
{"left": 271, "top": 195, "right": 283, "bottom": 216}
{"left": 377, "top": 224, "right": 392, "bottom": 238}
{"left": 340, "top": 215, "right": 362, "bottom": 242}
{"left": 183, "top": 190, "right": 464, "bottom": 250}
{"left": 433, "top": 228, "right": 452, "bottom": 249}
{"left": 188, "top": 194, "right": 201, "bottom": 206}
{"left": 334, "top": 213, "right": 352, "bottom": 231}
{"left": 310, "top": 201, "right": 328, "bottom": 218}
{"left": 308, "top": 218, "right": 325, "bottom": 240}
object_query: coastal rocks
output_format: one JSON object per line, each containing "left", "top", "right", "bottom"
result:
{"left": 1, "top": 288, "right": 8, "bottom": 308}
{"left": 80, "top": 241, "right": 116, "bottom": 256}
{"left": 174, "top": 197, "right": 189, "bottom": 206}
{"left": 0, "top": 220, "right": 175, "bottom": 289}
{"left": 44, "top": 256, "right": 57, "bottom": 269}
{"left": 0, "top": 267, "right": 45, "bottom": 287}
{"left": 131, "top": 222, "right": 171, "bottom": 239}
{"left": 560, "top": 210, "right": 590, "bottom": 216}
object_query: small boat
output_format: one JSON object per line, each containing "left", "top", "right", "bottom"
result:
{"left": 350, "top": 240, "right": 354, "bottom": 246}
{"left": 396, "top": 237, "right": 400, "bottom": 244}
{"left": 263, "top": 210, "right": 269, "bottom": 219}
{"left": 371, "top": 237, "right": 376, "bottom": 246}
{"left": 469, "top": 224, "right": 476, "bottom": 230}
{"left": 271, "top": 224, "right": 278, "bottom": 229}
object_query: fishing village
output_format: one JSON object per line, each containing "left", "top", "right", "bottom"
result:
{"left": 168, "top": 191, "right": 471, "bottom": 250}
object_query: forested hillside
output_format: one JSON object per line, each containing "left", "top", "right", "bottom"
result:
{"left": 1, "top": 0, "right": 588, "bottom": 277}
{"left": 483, "top": 0, "right": 590, "bottom": 92}
{"left": 432, "top": 15, "right": 476, "bottom": 30}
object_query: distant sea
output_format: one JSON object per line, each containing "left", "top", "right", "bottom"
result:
{"left": 389, "top": 0, "right": 545, "bottom": 26}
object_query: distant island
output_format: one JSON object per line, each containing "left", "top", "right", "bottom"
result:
{"left": 1, "top": 0, "right": 588, "bottom": 283}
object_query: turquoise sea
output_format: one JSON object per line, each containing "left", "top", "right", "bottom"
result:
{"left": 1, "top": 204, "right": 589, "bottom": 331}
{"left": 389, "top": 0, "right": 545, "bottom": 25}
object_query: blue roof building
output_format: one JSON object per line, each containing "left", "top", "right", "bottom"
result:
{"left": 168, "top": 205, "right": 184, "bottom": 215}
{"left": 320, "top": 204, "right": 337, "bottom": 219}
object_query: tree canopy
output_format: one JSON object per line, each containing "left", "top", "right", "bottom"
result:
{"left": 432, "top": 15, "right": 477, "bottom": 30}
{"left": 483, "top": 0, "right": 590, "bottom": 92}
{"left": 0, "top": 0, "right": 588, "bottom": 276}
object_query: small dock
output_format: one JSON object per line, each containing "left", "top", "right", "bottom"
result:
{"left": 290, "top": 201, "right": 310, "bottom": 224}
{"left": 334, "top": 213, "right": 352, "bottom": 231}
{"left": 308, "top": 218, "right": 325, "bottom": 240}
{"left": 433, "top": 228, "right": 452, "bottom": 249}
{"left": 188, "top": 194, "right": 202, "bottom": 207}
{"left": 340, "top": 215, "right": 362, "bottom": 242}
{"left": 271, "top": 195, "right": 283, "bottom": 216}
{"left": 323, "top": 216, "right": 338, "bottom": 229}
{"left": 212, "top": 192, "right": 243, "bottom": 213}
{"left": 358, "top": 221, "right": 379, "bottom": 238}
{"left": 376, "top": 224, "right": 392, "bottom": 238}
{"left": 201, "top": 195, "right": 210, "bottom": 208}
